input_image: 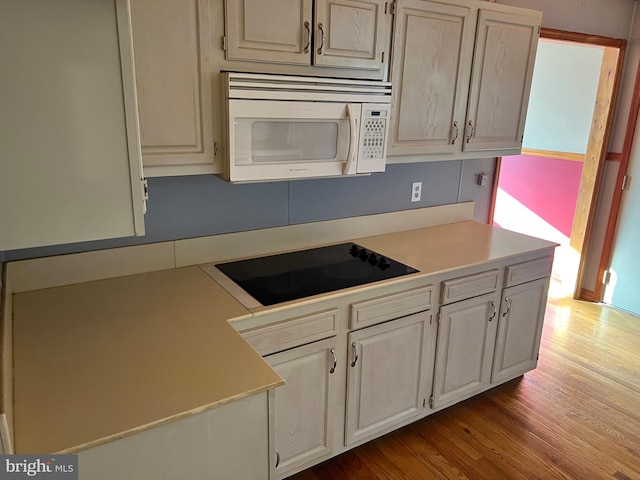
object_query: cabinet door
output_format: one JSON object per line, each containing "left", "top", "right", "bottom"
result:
{"left": 314, "top": 0, "right": 389, "bottom": 72}
{"left": 225, "top": 0, "right": 313, "bottom": 65}
{"left": 130, "top": 0, "right": 216, "bottom": 175}
{"left": 388, "top": 0, "right": 476, "bottom": 156}
{"left": 345, "top": 311, "right": 431, "bottom": 445}
{"left": 432, "top": 292, "right": 499, "bottom": 409}
{"left": 267, "top": 337, "right": 336, "bottom": 478}
{"left": 463, "top": 9, "right": 540, "bottom": 152}
{"left": 0, "top": 0, "right": 145, "bottom": 251}
{"left": 492, "top": 277, "right": 549, "bottom": 383}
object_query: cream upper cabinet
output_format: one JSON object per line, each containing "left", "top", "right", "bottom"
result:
{"left": 388, "top": 0, "right": 541, "bottom": 160}
{"left": 388, "top": 0, "right": 475, "bottom": 156}
{"left": 225, "top": 0, "right": 313, "bottom": 65}
{"left": 345, "top": 311, "right": 431, "bottom": 445}
{"left": 224, "top": 0, "right": 390, "bottom": 74}
{"left": 130, "top": 0, "right": 218, "bottom": 177}
{"left": 0, "top": 0, "right": 146, "bottom": 251}
{"left": 313, "top": 0, "right": 388, "bottom": 71}
{"left": 464, "top": 9, "right": 540, "bottom": 153}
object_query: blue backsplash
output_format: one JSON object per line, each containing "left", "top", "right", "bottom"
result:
{"left": 0, "top": 159, "right": 494, "bottom": 263}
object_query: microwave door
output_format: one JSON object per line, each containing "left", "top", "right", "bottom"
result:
{"left": 226, "top": 100, "right": 358, "bottom": 182}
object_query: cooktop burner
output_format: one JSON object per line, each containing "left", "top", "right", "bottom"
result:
{"left": 215, "top": 242, "right": 418, "bottom": 306}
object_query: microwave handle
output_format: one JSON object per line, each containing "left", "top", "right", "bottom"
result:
{"left": 343, "top": 104, "right": 359, "bottom": 175}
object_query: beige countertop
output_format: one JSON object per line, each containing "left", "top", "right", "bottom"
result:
{"left": 10, "top": 221, "right": 556, "bottom": 455}
{"left": 355, "top": 221, "right": 556, "bottom": 275}
{"left": 12, "top": 267, "right": 283, "bottom": 454}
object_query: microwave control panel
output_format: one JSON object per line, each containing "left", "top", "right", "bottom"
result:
{"left": 357, "top": 104, "right": 391, "bottom": 173}
{"left": 361, "top": 114, "right": 387, "bottom": 160}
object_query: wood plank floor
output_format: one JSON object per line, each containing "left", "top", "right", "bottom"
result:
{"left": 290, "top": 297, "right": 640, "bottom": 480}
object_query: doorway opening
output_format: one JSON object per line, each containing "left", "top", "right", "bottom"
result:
{"left": 490, "top": 29, "right": 626, "bottom": 300}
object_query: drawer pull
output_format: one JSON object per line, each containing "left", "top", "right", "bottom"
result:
{"left": 350, "top": 342, "right": 358, "bottom": 367}
{"left": 489, "top": 301, "right": 497, "bottom": 321}
{"left": 329, "top": 347, "right": 337, "bottom": 374}
{"left": 275, "top": 449, "right": 280, "bottom": 469}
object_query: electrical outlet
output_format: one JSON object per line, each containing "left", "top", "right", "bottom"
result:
{"left": 477, "top": 173, "right": 489, "bottom": 186}
{"left": 411, "top": 182, "right": 422, "bottom": 202}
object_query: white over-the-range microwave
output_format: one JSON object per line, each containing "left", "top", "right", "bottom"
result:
{"left": 221, "top": 72, "right": 392, "bottom": 183}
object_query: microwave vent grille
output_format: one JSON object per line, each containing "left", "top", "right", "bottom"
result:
{"left": 223, "top": 72, "right": 392, "bottom": 103}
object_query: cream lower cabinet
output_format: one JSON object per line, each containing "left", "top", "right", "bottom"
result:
{"left": 266, "top": 337, "right": 338, "bottom": 478}
{"left": 492, "top": 268, "right": 551, "bottom": 383}
{"left": 345, "top": 311, "right": 432, "bottom": 445}
{"left": 237, "top": 255, "right": 553, "bottom": 477}
{"left": 388, "top": 0, "right": 541, "bottom": 159}
{"left": 431, "top": 292, "right": 499, "bottom": 409}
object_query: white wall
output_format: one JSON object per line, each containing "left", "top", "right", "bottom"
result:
{"left": 496, "top": 0, "right": 635, "bottom": 39}
{"left": 606, "top": 108, "right": 640, "bottom": 315}
{"left": 604, "top": 14, "right": 640, "bottom": 315}
{"left": 523, "top": 40, "right": 603, "bottom": 153}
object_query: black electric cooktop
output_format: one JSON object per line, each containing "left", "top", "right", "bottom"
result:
{"left": 216, "top": 242, "right": 418, "bottom": 306}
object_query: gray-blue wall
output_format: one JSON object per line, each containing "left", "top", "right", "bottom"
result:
{"left": 0, "top": 159, "right": 495, "bottom": 263}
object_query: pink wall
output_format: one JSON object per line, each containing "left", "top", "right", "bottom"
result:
{"left": 497, "top": 155, "right": 583, "bottom": 237}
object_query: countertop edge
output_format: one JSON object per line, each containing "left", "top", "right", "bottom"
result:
{"left": 56, "top": 379, "right": 284, "bottom": 455}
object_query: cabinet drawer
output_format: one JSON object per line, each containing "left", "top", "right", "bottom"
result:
{"left": 349, "top": 286, "right": 432, "bottom": 330}
{"left": 242, "top": 309, "right": 338, "bottom": 356}
{"left": 504, "top": 256, "right": 553, "bottom": 287}
{"left": 441, "top": 269, "right": 499, "bottom": 304}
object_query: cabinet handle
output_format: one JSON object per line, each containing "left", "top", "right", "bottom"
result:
{"left": 329, "top": 347, "right": 337, "bottom": 374}
{"left": 350, "top": 341, "right": 358, "bottom": 367}
{"left": 503, "top": 297, "right": 511, "bottom": 317}
{"left": 451, "top": 121, "right": 459, "bottom": 145}
{"left": 489, "top": 301, "right": 497, "bottom": 321}
{"left": 275, "top": 449, "right": 280, "bottom": 469}
{"left": 343, "top": 103, "right": 359, "bottom": 174}
{"left": 317, "top": 23, "right": 325, "bottom": 55}
{"left": 303, "top": 21, "right": 311, "bottom": 53}
{"left": 465, "top": 120, "right": 474, "bottom": 143}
